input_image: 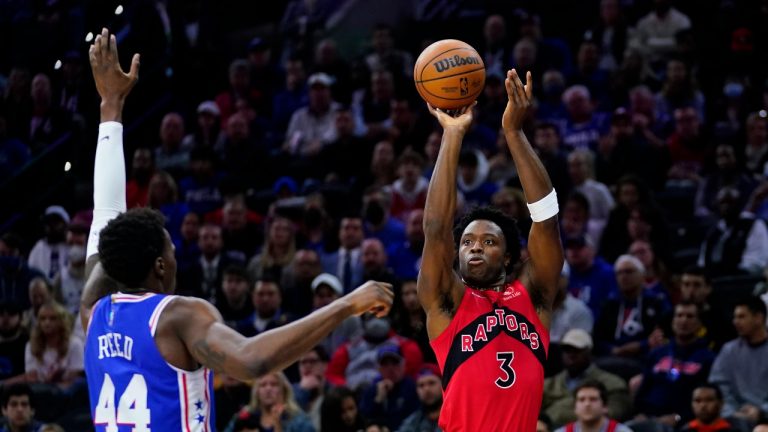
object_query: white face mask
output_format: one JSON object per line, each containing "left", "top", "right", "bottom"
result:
{"left": 68, "top": 245, "right": 86, "bottom": 264}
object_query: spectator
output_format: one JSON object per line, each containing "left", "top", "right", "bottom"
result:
{"left": 284, "top": 73, "right": 339, "bottom": 157}
{"left": 554, "top": 380, "right": 632, "bottom": 432}
{"left": 22, "top": 277, "right": 52, "bottom": 331}
{"left": 709, "top": 297, "right": 768, "bottom": 423}
{"left": 634, "top": 302, "right": 716, "bottom": 425}
{"left": 312, "top": 38, "right": 353, "bottom": 103}
{"left": 533, "top": 122, "right": 570, "bottom": 205}
{"left": 27, "top": 206, "right": 69, "bottom": 281}
{"left": 248, "top": 216, "right": 297, "bottom": 282}
{"left": 0, "top": 383, "right": 42, "bottom": 432}
{"left": 679, "top": 266, "right": 734, "bottom": 348}
{"left": 364, "top": 24, "right": 413, "bottom": 79}
{"left": 217, "top": 264, "right": 254, "bottom": 329}
{"left": 587, "top": 0, "right": 629, "bottom": 72}
{"left": 630, "top": 0, "right": 692, "bottom": 68}
{"left": 559, "top": 85, "right": 608, "bottom": 151}
{"left": 390, "top": 150, "right": 428, "bottom": 222}
{"left": 695, "top": 144, "right": 756, "bottom": 219}
{"left": 24, "top": 302, "right": 83, "bottom": 387}
{"left": 320, "top": 387, "right": 366, "bottom": 432}
{"left": 126, "top": 148, "right": 154, "bottom": 209}
{"left": 359, "top": 345, "right": 419, "bottom": 431}
{"left": 543, "top": 329, "right": 631, "bottom": 426}
{"left": 361, "top": 239, "right": 397, "bottom": 287}
{"left": 237, "top": 278, "right": 293, "bottom": 337}
{"left": 560, "top": 192, "right": 605, "bottom": 246}
{"left": 0, "top": 234, "right": 44, "bottom": 310}
{"left": 182, "top": 101, "right": 222, "bottom": 150}
{"left": 457, "top": 149, "right": 498, "bottom": 207}
{"left": 569, "top": 40, "right": 610, "bottom": 104}
{"left": 666, "top": 107, "right": 708, "bottom": 183}
{"left": 698, "top": 187, "right": 768, "bottom": 277}
{"left": 310, "top": 273, "right": 362, "bottom": 356}
{"left": 594, "top": 255, "right": 667, "bottom": 359}
{"left": 550, "top": 263, "right": 594, "bottom": 344}
{"left": 537, "top": 70, "right": 569, "bottom": 123}
{"left": 281, "top": 249, "right": 324, "bottom": 318}
{"left": 215, "top": 59, "right": 262, "bottom": 128}
{"left": 680, "top": 384, "right": 740, "bottom": 432}
{"left": 224, "top": 372, "right": 314, "bottom": 432}
{"left": 178, "top": 223, "right": 234, "bottom": 301}
{"left": 367, "top": 140, "right": 398, "bottom": 188}
{"left": 567, "top": 149, "right": 615, "bottom": 226}
{"left": 565, "top": 234, "right": 618, "bottom": 318}
{"left": 363, "top": 187, "right": 406, "bottom": 247}
{"left": 246, "top": 37, "right": 281, "bottom": 114}
{"left": 655, "top": 58, "right": 706, "bottom": 126}
{"left": 322, "top": 216, "right": 365, "bottom": 293}
{"left": 51, "top": 218, "right": 88, "bottom": 316}
{"left": 24, "top": 73, "right": 69, "bottom": 154}
{"left": 391, "top": 279, "right": 433, "bottom": 363}
{"left": 481, "top": 15, "right": 512, "bottom": 79}
{"left": 0, "top": 302, "right": 28, "bottom": 382}
{"left": 0, "top": 113, "right": 29, "bottom": 183}
{"left": 220, "top": 194, "right": 263, "bottom": 260}
{"left": 387, "top": 209, "right": 424, "bottom": 282}
{"left": 293, "top": 347, "right": 331, "bottom": 431}
{"left": 179, "top": 147, "right": 224, "bottom": 215}
{"left": 273, "top": 57, "right": 308, "bottom": 135}
{"left": 398, "top": 364, "right": 443, "bottom": 432}
{"left": 147, "top": 171, "right": 190, "bottom": 244}
{"left": 318, "top": 106, "right": 373, "bottom": 184}
{"left": 744, "top": 112, "right": 768, "bottom": 175}
{"left": 354, "top": 70, "right": 395, "bottom": 137}
{"left": 628, "top": 240, "right": 671, "bottom": 308}
{"left": 216, "top": 113, "right": 267, "bottom": 186}
{"left": 326, "top": 315, "right": 422, "bottom": 391}
{"left": 154, "top": 112, "right": 190, "bottom": 176}
{"left": 174, "top": 210, "right": 202, "bottom": 272}
{"left": 491, "top": 187, "right": 531, "bottom": 239}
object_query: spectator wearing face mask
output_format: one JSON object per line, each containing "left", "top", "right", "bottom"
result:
{"left": 326, "top": 314, "right": 422, "bottom": 392}
{"left": 27, "top": 206, "right": 69, "bottom": 281}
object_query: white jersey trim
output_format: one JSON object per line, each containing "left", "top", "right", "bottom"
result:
{"left": 176, "top": 367, "right": 212, "bottom": 432}
{"left": 149, "top": 295, "right": 176, "bottom": 336}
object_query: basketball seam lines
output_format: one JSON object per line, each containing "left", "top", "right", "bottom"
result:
{"left": 415, "top": 66, "right": 487, "bottom": 84}
{"left": 418, "top": 46, "right": 476, "bottom": 77}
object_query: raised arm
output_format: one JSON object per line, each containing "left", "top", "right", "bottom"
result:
{"left": 417, "top": 104, "right": 474, "bottom": 340}
{"left": 80, "top": 28, "right": 140, "bottom": 330}
{"left": 173, "top": 281, "right": 393, "bottom": 381}
{"left": 502, "top": 70, "right": 563, "bottom": 319}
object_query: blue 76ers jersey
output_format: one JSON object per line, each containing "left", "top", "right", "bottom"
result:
{"left": 85, "top": 293, "right": 215, "bottom": 431}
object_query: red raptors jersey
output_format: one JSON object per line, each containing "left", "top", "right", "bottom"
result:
{"left": 431, "top": 280, "right": 550, "bottom": 432}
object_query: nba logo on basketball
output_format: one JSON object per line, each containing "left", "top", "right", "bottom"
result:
{"left": 460, "top": 77, "right": 469, "bottom": 96}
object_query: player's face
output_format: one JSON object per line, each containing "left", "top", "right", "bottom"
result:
{"left": 692, "top": 388, "right": 721, "bottom": 424}
{"left": 161, "top": 230, "right": 177, "bottom": 294}
{"left": 574, "top": 388, "right": 606, "bottom": 423}
{"left": 458, "top": 220, "right": 508, "bottom": 287}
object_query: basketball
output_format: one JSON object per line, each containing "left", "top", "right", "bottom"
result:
{"left": 413, "top": 39, "right": 486, "bottom": 110}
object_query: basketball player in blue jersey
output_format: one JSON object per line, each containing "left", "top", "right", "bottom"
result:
{"left": 80, "top": 29, "right": 394, "bottom": 432}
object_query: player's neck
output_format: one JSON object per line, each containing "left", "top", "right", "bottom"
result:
{"left": 462, "top": 276, "right": 506, "bottom": 292}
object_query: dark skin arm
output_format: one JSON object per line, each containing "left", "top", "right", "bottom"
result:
{"left": 417, "top": 104, "right": 474, "bottom": 340}
{"left": 79, "top": 28, "right": 140, "bottom": 331}
{"left": 502, "top": 69, "right": 563, "bottom": 327}
{"left": 162, "top": 281, "right": 393, "bottom": 381}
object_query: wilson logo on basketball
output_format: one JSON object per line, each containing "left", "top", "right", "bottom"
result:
{"left": 433, "top": 55, "right": 481, "bottom": 73}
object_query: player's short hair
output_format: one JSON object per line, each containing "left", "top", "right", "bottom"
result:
{"left": 454, "top": 206, "right": 521, "bottom": 272}
{"left": 574, "top": 380, "right": 608, "bottom": 405}
{"left": 694, "top": 383, "right": 723, "bottom": 401}
{"left": 735, "top": 296, "right": 767, "bottom": 318}
{"left": 98, "top": 208, "right": 167, "bottom": 287}
{"left": 1, "top": 383, "right": 34, "bottom": 408}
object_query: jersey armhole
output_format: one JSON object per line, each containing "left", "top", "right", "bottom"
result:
{"left": 149, "top": 296, "right": 177, "bottom": 337}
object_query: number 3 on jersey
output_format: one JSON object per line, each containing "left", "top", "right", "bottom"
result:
{"left": 94, "top": 373, "right": 151, "bottom": 431}
{"left": 495, "top": 352, "right": 516, "bottom": 388}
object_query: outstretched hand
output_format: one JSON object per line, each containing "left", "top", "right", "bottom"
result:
{"left": 502, "top": 69, "right": 533, "bottom": 131}
{"left": 426, "top": 102, "right": 476, "bottom": 135}
{"left": 89, "top": 28, "right": 139, "bottom": 105}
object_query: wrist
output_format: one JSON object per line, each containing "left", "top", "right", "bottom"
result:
{"left": 443, "top": 127, "right": 466, "bottom": 137}
{"left": 100, "top": 98, "right": 125, "bottom": 122}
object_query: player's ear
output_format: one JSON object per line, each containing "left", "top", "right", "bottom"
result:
{"left": 154, "top": 256, "right": 166, "bottom": 278}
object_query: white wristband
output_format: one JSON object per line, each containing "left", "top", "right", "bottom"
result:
{"left": 87, "top": 121, "right": 127, "bottom": 259}
{"left": 527, "top": 189, "right": 558, "bottom": 222}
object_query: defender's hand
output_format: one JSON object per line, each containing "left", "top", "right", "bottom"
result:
{"left": 427, "top": 102, "right": 476, "bottom": 135}
{"left": 345, "top": 280, "right": 394, "bottom": 317}
{"left": 89, "top": 28, "right": 140, "bottom": 104}
{"left": 502, "top": 69, "right": 533, "bottom": 131}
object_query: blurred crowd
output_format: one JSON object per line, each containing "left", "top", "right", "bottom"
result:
{"left": 2, "top": 0, "right": 768, "bottom": 431}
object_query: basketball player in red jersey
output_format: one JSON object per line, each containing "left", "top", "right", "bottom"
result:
{"left": 419, "top": 69, "right": 563, "bottom": 431}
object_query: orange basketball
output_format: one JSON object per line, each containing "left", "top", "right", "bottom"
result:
{"left": 413, "top": 39, "right": 486, "bottom": 110}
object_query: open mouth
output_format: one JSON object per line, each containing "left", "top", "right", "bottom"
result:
{"left": 468, "top": 257, "right": 484, "bottom": 265}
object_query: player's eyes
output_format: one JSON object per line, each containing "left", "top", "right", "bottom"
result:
{"left": 484, "top": 240, "right": 494, "bottom": 245}
{"left": 463, "top": 239, "right": 471, "bottom": 245}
